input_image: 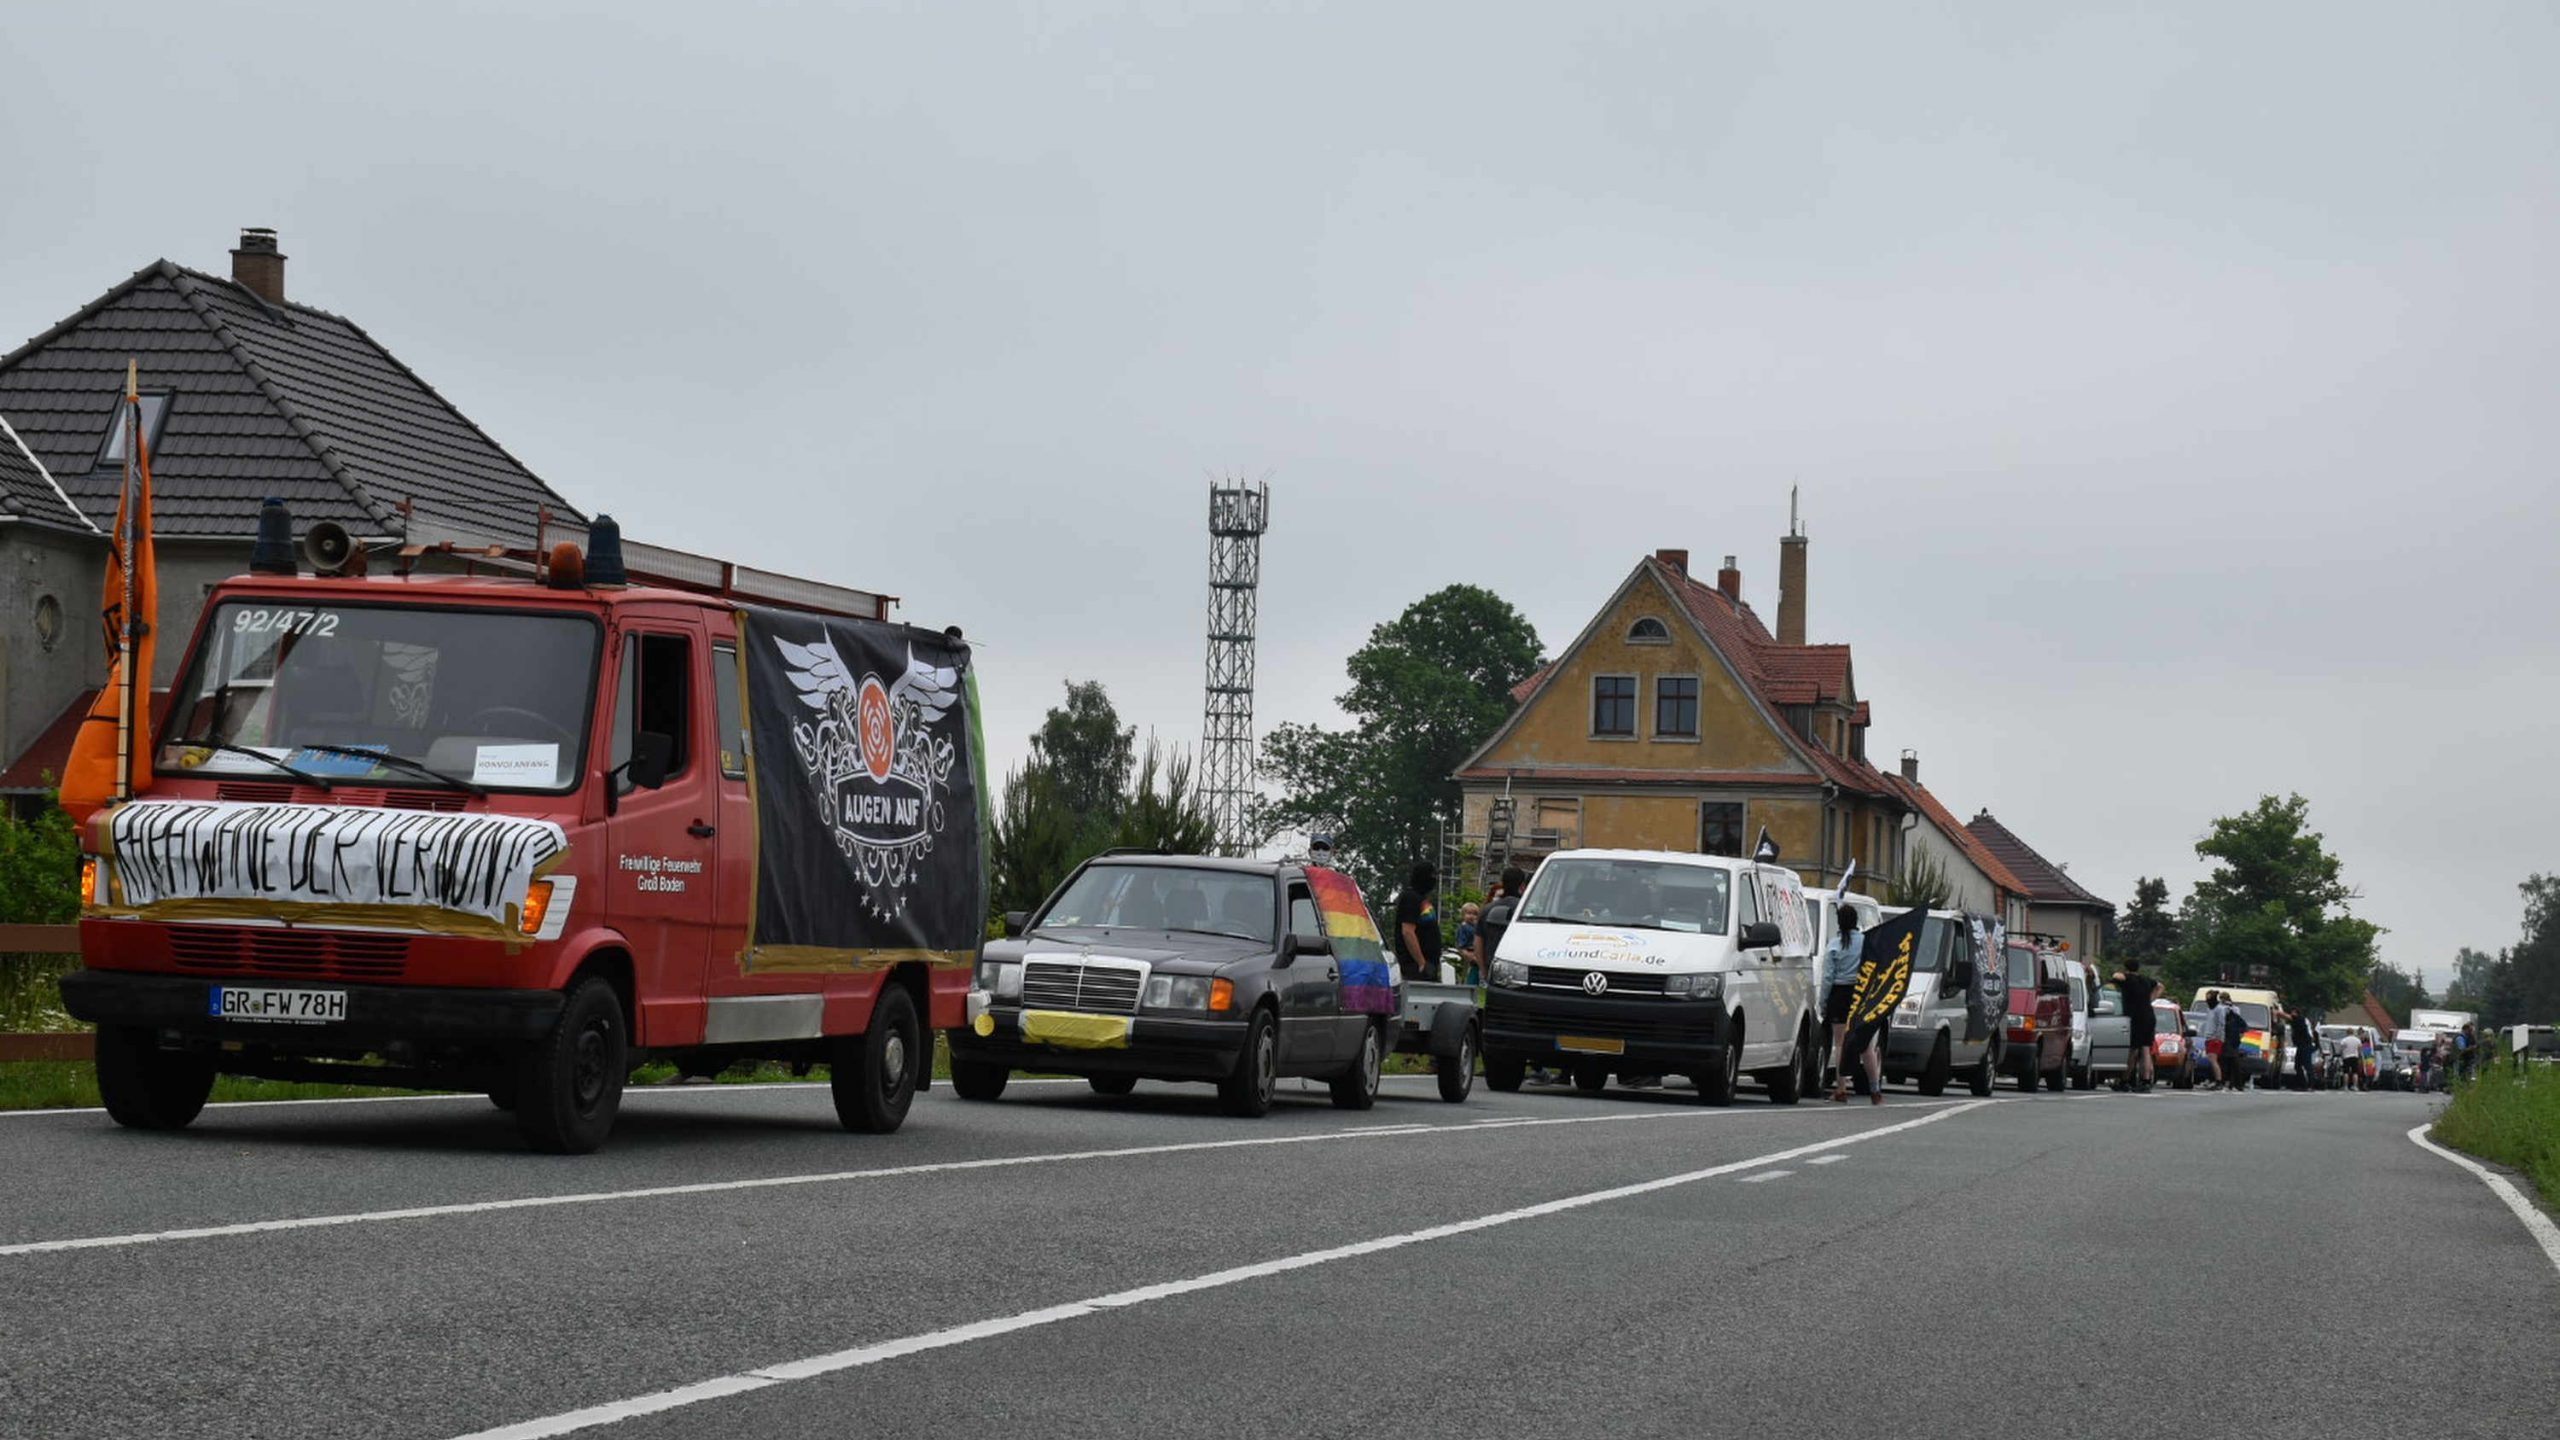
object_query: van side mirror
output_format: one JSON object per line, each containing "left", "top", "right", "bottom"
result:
{"left": 1003, "top": 910, "right": 1029, "bottom": 938}
{"left": 1739, "top": 921, "right": 1781, "bottom": 950}
{"left": 623, "top": 731, "right": 676, "bottom": 791}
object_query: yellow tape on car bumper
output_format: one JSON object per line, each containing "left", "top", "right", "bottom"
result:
{"left": 1019, "top": 1009, "right": 1133, "bottom": 1049}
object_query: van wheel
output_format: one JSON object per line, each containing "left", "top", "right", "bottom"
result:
{"left": 1088, "top": 1074, "right": 1137, "bottom": 1097}
{"left": 515, "top": 977, "right": 627, "bottom": 1154}
{"left": 1968, "top": 1040, "right": 1998, "bottom": 1097}
{"left": 950, "top": 1059, "right": 1008, "bottom": 1102}
{"left": 1436, "top": 1025, "right": 1478, "bottom": 1103}
{"left": 1573, "top": 1061, "right": 1609, "bottom": 1093}
{"left": 94, "top": 1026, "right": 215, "bottom": 1132}
{"left": 1765, "top": 1023, "right": 1808, "bottom": 1104}
{"left": 2046, "top": 1061, "right": 2068, "bottom": 1093}
{"left": 1217, "top": 1009, "right": 1278, "bottom": 1117}
{"left": 832, "top": 985, "right": 921, "bottom": 1134}
{"left": 2072, "top": 1063, "right": 2095, "bottom": 1091}
{"left": 1917, "top": 1033, "right": 1951, "bottom": 1097}
{"left": 1485, "top": 1050, "right": 1525, "bottom": 1093}
{"left": 2014, "top": 1063, "right": 2037, "bottom": 1094}
{"left": 1697, "top": 1028, "right": 1741, "bottom": 1107}
{"left": 1330, "top": 1024, "right": 1383, "bottom": 1110}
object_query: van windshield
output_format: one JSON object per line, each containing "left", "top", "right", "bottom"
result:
{"left": 1517, "top": 858, "right": 1730, "bottom": 934}
{"left": 1912, "top": 916, "right": 1949, "bottom": 973}
{"left": 2230, "top": 1003, "right": 2271, "bottom": 1028}
{"left": 161, "top": 600, "right": 599, "bottom": 793}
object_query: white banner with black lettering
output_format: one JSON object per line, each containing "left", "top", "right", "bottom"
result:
{"left": 105, "top": 800, "right": 566, "bottom": 927}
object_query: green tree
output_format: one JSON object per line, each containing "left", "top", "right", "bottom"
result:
{"left": 2509, "top": 875, "right": 2560, "bottom": 1027}
{"left": 1114, "top": 740, "right": 1218, "bottom": 856}
{"left": 0, "top": 796, "right": 81, "bottom": 925}
{"left": 2165, "top": 794, "right": 2380, "bottom": 1012}
{"left": 2369, "top": 961, "right": 2430, "bottom": 1027}
{"left": 1258, "top": 585, "right": 1543, "bottom": 895}
{"left": 988, "top": 734, "right": 1219, "bottom": 921}
{"left": 1029, "top": 680, "right": 1135, "bottom": 824}
{"left": 2442, "top": 946, "right": 2505, "bottom": 1017}
{"left": 1886, "top": 847, "right": 1956, "bottom": 910}
{"left": 2116, "top": 876, "right": 2179, "bottom": 967}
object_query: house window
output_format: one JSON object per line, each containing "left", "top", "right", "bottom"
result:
{"left": 96, "top": 392, "right": 171, "bottom": 467}
{"left": 1655, "top": 676, "right": 1698, "bottom": 737}
{"left": 1626, "top": 617, "right": 1671, "bottom": 644}
{"left": 1591, "top": 675, "right": 1636, "bottom": 736}
{"left": 1700, "top": 802, "right": 1744, "bottom": 857}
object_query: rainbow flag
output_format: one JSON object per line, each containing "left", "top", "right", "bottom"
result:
{"left": 1309, "top": 866, "right": 1396, "bottom": 1015}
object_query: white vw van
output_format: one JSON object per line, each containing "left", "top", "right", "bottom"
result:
{"left": 1482, "top": 849, "right": 1820, "bottom": 1105}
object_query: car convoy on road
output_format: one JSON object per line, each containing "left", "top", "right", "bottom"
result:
{"left": 56, "top": 509, "right": 2490, "bottom": 1154}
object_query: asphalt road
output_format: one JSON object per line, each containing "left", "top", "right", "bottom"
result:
{"left": 1, "top": 1073, "right": 2551, "bottom": 1440}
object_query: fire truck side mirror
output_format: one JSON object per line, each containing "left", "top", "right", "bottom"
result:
{"left": 625, "top": 731, "right": 676, "bottom": 792}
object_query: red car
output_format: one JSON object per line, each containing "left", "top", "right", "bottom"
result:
{"left": 1999, "top": 941, "right": 2074, "bottom": 1092}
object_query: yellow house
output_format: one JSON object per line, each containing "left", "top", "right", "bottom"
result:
{"left": 1457, "top": 536, "right": 1905, "bottom": 897}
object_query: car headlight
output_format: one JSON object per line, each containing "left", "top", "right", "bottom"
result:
{"left": 1491, "top": 959, "right": 1528, "bottom": 989}
{"left": 1891, "top": 998, "right": 1923, "bottom": 1028}
{"left": 1143, "top": 975, "right": 1211, "bottom": 1011}
{"left": 1661, "top": 972, "right": 1723, "bottom": 1000}
{"left": 975, "top": 961, "right": 1022, "bottom": 1000}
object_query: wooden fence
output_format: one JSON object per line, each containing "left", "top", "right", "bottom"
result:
{"left": 0, "top": 923, "right": 90, "bottom": 1062}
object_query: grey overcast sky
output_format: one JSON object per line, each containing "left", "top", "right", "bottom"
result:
{"left": 5, "top": 2, "right": 2554, "bottom": 988}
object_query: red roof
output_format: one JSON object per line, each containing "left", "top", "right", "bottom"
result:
{"left": 1880, "top": 774, "right": 2030, "bottom": 896}
{"left": 1965, "top": 810, "right": 2113, "bottom": 910}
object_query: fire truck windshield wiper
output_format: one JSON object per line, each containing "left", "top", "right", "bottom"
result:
{"left": 291, "top": 743, "right": 488, "bottom": 797}
{"left": 167, "top": 735, "right": 334, "bottom": 791}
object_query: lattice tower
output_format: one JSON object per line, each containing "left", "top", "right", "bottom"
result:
{"left": 1202, "top": 481, "right": 1270, "bottom": 856}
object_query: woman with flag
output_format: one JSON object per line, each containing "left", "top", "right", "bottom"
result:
{"left": 1824, "top": 904, "right": 1866, "bottom": 1103}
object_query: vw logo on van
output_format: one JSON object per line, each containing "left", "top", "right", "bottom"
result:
{"left": 1581, "top": 971, "right": 1609, "bottom": 996}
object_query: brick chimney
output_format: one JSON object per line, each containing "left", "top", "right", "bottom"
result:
{"left": 1776, "top": 531, "right": 1808, "bottom": 645}
{"left": 230, "top": 227, "right": 285, "bottom": 304}
{"left": 1901, "top": 749, "right": 1919, "bottom": 783}
{"left": 1654, "top": 548, "right": 1689, "bottom": 577}
{"left": 1716, "top": 554, "right": 1741, "bottom": 601}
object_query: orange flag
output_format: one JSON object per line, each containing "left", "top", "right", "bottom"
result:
{"left": 60, "top": 366, "right": 159, "bottom": 827}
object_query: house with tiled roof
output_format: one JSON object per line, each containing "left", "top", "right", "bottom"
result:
{"left": 1456, "top": 520, "right": 1909, "bottom": 896}
{"left": 1965, "top": 810, "right": 2116, "bottom": 959}
{"left": 0, "top": 229, "right": 586, "bottom": 803}
{"left": 1877, "top": 759, "right": 2031, "bottom": 929}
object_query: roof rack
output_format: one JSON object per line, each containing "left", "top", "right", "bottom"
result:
{"left": 400, "top": 515, "right": 895, "bottom": 621}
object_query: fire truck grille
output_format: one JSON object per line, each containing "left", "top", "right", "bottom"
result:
{"left": 166, "top": 926, "right": 413, "bottom": 981}
{"left": 1019, "top": 960, "right": 1144, "bottom": 1013}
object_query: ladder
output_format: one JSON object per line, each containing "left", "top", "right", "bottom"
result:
{"left": 1483, "top": 795, "right": 1515, "bottom": 887}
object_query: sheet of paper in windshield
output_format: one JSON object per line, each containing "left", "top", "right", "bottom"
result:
{"left": 471, "top": 744, "right": 559, "bottom": 786}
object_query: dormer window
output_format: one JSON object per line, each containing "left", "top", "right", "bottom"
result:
{"left": 1626, "top": 616, "right": 1670, "bottom": 644}
{"left": 96, "top": 392, "right": 171, "bottom": 468}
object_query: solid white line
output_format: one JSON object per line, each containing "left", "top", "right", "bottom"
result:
{"left": 2407, "top": 1123, "right": 2560, "bottom": 1280}
{"left": 0, "top": 1097, "right": 1941, "bottom": 1259}
{"left": 1736, "top": 1170, "right": 1790, "bottom": 1183}
{"left": 447, "top": 1100, "right": 1994, "bottom": 1440}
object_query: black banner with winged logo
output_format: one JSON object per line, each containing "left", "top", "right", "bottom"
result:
{"left": 1842, "top": 906, "right": 1928, "bottom": 1063}
{"left": 739, "top": 606, "right": 984, "bottom": 972}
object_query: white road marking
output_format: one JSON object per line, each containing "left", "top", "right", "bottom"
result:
{"left": 2408, "top": 1123, "right": 2560, "bottom": 1280}
{"left": 446, "top": 1100, "right": 1994, "bottom": 1440}
{"left": 1805, "top": 1154, "right": 1847, "bottom": 1165}
{"left": 1736, "top": 1170, "right": 1790, "bottom": 1183}
{"left": 0, "top": 1097, "right": 1959, "bottom": 1259}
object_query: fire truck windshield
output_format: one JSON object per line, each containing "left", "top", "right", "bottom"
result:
{"left": 160, "top": 601, "right": 600, "bottom": 793}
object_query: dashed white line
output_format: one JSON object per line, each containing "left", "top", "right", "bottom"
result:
{"left": 445, "top": 1099, "right": 1995, "bottom": 1439}
{"left": 0, "top": 1097, "right": 1960, "bottom": 1259}
{"left": 2408, "top": 1123, "right": 2560, "bottom": 1280}
{"left": 1736, "top": 1170, "right": 1791, "bottom": 1183}
{"left": 1805, "top": 1154, "right": 1847, "bottom": 1166}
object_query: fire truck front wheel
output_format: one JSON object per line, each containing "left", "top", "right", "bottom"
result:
{"left": 513, "top": 977, "right": 628, "bottom": 1154}
{"left": 834, "top": 986, "right": 922, "bottom": 1134}
{"left": 95, "top": 1025, "right": 215, "bottom": 1131}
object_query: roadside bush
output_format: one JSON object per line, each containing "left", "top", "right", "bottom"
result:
{"left": 1, "top": 794, "right": 83, "bottom": 1033}
{"left": 2432, "top": 1059, "right": 2560, "bottom": 1206}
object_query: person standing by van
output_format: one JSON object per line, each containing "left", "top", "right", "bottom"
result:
{"left": 2200, "top": 993, "right": 2226, "bottom": 1088}
{"left": 2289, "top": 1009, "right": 2316, "bottom": 1089}
{"left": 1394, "top": 863, "right": 1440, "bottom": 982}
{"left": 2111, "top": 961, "right": 2159, "bottom": 1091}
{"left": 2221, "top": 998, "right": 2248, "bottom": 1093}
{"left": 1824, "top": 905, "right": 1866, "bottom": 1104}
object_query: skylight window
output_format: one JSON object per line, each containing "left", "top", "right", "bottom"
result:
{"left": 97, "top": 392, "right": 171, "bottom": 466}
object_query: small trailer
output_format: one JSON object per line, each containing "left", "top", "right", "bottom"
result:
{"left": 1392, "top": 977, "right": 1482, "bottom": 1103}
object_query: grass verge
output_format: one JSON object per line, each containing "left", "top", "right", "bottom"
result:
{"left": 2432, "top": 1062, "right": 2560, "bottom": 1207}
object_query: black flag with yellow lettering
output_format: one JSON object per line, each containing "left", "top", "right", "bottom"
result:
{"left": 1842, "top": 906, "right": 1927, "bottom": 1063}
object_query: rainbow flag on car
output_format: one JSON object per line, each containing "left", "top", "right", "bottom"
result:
{"left": 1309, "top": 867, "right": 1396, "bottom": 1015}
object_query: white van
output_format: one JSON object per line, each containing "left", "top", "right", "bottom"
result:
{"left": 1877, "top": 908, "right": 2006, "bottom": 1096}
{"left": 1483, "top": 848, "right": 1819, "bottom": 1105}
{"left": 2410, "top": 1008, "right": 2476, "bottom": 1035}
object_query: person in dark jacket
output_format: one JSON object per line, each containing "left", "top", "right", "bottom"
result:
{"left": 2289, "top": 1009, "right": 2316, "bottom": 1089}
{"left": 1394, "top": 862, "right": 1441, "bottom": 982}
{"left": 2222, "top": 999, "right": 2249, "bottom": 1093}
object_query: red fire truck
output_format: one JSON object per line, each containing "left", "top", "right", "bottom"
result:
{"left": 62, "top": 505, "right": 988, "bottom": 1152}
